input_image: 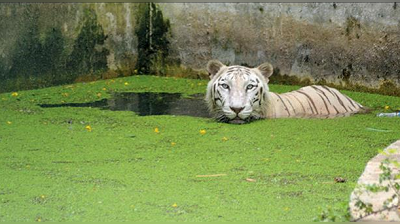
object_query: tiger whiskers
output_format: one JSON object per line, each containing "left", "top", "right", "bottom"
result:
{"left": 216, "top": 114, "right": 230, "bottom": 123}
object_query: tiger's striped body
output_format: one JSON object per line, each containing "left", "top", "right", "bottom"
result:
{"left": 266, "top": 85, "right": 363, "bottom": 118}
{"left": 205, "top": 60, "right": 365, "bottom": 123}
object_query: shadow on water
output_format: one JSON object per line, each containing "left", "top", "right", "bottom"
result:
{"left": 39, "top": 92, "right": 211, "bottom": 118}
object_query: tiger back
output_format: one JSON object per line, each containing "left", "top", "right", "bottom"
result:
{"left": 266, "top": 85, "right": 364, "bottom": 118}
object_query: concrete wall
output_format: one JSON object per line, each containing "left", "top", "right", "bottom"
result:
{"left": 0, "top": 3, "right": 140, "bottom": 92}
{"left": 1, "top": 3, "right": 400, "bottom": 95}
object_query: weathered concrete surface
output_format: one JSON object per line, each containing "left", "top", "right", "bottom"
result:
{"left": 2, "top": 3, "right": 400, "bottom": 93}
{"left": 0, "top": 3, "right": 138, "bottom": 72}
{"left": 349, "top": 140, "right": 400, "bottom": 221}
{"left": 160, "top": 3, "right": 400, "bottom": 90}
{"left": 0, "top": 3, "right": 140, "bottom": 92}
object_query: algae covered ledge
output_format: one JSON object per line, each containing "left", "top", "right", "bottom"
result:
{"left": 2, "top": 3, "right": 400, "bottom": 96}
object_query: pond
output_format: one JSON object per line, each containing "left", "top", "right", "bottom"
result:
{"left": 39, "top": 92, "right": 211, "bottom": 118}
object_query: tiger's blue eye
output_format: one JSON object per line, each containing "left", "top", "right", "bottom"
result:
{"left": 246, "top": 84, "right": 255, "bottom": 90}
{"left": 221, "top": 84, "right": 229, "bottom": 89}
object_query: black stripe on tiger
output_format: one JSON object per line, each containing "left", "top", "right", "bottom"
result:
{"left": 217, "top": 89, "right": 222, "bottom": 98}
{"left": 259, "top": 87, "right": 264, "bottom": 105}
{"left": 296, "top": 90, "right": 318, "bottom": 115}
{"left": 342, "top": 94, "right": 358, "bottom": 110}
{"left": 273, "top": 93, "right": 291, "bottom": 116}
{"left": 331, "top": 88, "right": 354, "bottom": 112}
{"left": 290, "top": 94, "right": 307, "bottom": 113}
{"left": 310, "top": 86, "right": 331, "bottom": 114}
{"left": 213, "top": 83, "right": 217, "bottom": 95}
{"left": 320, "top": 86, "right": 349, "bottom": 113}
{"left": 312, "top": 85, "right": 340, "bottom": 114}
{"left": 284, "top": 95, "right": 297, "bottom": 114}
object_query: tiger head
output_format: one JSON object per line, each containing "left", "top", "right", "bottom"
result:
{"left": 205, "top": 60, "right": 274, "bottom": 124}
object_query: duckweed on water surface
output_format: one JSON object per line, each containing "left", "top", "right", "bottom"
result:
{"left": 0, "top": 75, "right": 400, "bottom": 221}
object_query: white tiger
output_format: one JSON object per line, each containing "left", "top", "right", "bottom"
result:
{"left": 205, "top": 60, "right": 366, "bottom": 124}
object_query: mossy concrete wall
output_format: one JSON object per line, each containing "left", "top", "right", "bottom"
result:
{"left": 0, "top": 3, "right": 139, "bottom": 92}
{"left": 2, "top": 3, "right": 400, "bottom": 95}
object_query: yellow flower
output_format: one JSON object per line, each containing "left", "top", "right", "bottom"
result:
{"left": 172, "top": 203, "right": 178, "bottom": 208}
{"left": 7, "top": 121, "right": 12, "bottom": 125}
{"left": 40, "top": 195, "right": 45, "bottom": 199}
{"left": 200, "top": 129, "right": 206, "bottom": 135}
{"left": 85, "top": 125, "right": 92, "bottom": 132}
{"left": 171, "top": 142, "right": 176, "bottom": 146}
{"left": 11, "top": 92, "right": 18, "bottom": 97}
{"left": 102, "top": 88, "right": 107, "bottom": 91}
{"left": 62, "top": 93, "right": 69, "bottom": 97}
{"left": 124, "top": 82, "right": 129, "bottom": 86}
{"left": 97, "top": 93, "right": 102, "bottom": 98}
{"left": 37, "top": 218, "right": 42, "bottom": 222}
{"left": 222, "top": 137, "right": 228, "bottom": 141}
{"left": 384, "top": 105, "right": 390, "bottom": 110}
{"left": 154, "top": 127, "right": 159, "bottom": 133}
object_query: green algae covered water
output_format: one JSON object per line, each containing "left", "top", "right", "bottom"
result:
{"left": 1, "top": 75, "right": 400, "bottom": 221}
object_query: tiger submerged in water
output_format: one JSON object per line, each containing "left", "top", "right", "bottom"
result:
{"left": 205, "top": 60, "right": 366, "bottom": 124}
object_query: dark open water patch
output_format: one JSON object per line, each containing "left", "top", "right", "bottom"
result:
{"left": 39, "top": 92, "right": 211, "bottom": 118}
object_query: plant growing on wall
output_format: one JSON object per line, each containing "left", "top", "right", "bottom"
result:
{"left": 135, "top": 3, "right": 170, "bottom": 75}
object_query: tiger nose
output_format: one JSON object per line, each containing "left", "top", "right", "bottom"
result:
{"left": 230, "top": 107, "right": 244, "bottom": 114}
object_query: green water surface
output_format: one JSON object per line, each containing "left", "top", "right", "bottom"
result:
{"left": 1, "top": 75, "right": 399, "bottom": 221}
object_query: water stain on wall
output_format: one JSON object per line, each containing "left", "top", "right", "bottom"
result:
{"left": 135, "top": 3, "right": 170, "bottom": 76}
{"left": 1, "top": 6, "right": 110, "bottom": 92}
{"left": 67, "top": 8, "right": 109, "bottom": 82}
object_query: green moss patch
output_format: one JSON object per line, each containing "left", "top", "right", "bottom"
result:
{"left": 1, "top": 76, "right": 400, "bottom": 221}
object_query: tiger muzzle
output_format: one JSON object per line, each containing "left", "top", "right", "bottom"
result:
{"left": 230, "top": 107, "right": 244, "bottom": 114}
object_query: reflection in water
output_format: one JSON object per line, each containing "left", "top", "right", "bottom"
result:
{"left": 39, "top": 92, "right": 211, "bottom": 118}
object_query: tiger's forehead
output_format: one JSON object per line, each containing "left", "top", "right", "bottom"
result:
{"left": 218, "top": 66, "right": 257, "bottom": 82}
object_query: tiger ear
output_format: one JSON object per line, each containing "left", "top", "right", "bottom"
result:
{"left": 256, "top": 62, "right": 273, "bottom": 79}
{"left": 207, "top": 60, "right": 225, "bottom": 79}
